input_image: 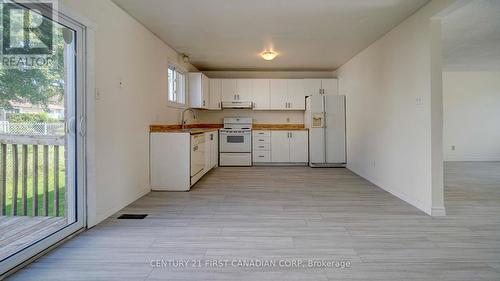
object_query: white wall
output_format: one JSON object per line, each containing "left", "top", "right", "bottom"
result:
{"left": 443, "top": 71, "right": 500, "bottom": 161}
{"left": 336, "top": 0, "right": 453, "bottom": 215}
{"left": 60, "top": 0, "right": 196, "bottom": 226}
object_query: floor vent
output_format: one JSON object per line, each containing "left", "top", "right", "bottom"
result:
{"left": 117, "top": 214, "right": 148, "bottom": 219}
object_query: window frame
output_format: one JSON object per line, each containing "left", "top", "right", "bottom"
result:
{"left": 167, "top": 64, "right": 187, "bottom": 108}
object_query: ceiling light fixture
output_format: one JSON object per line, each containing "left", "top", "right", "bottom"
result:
{"left": 261, "top": 50, "right": 278, "bottom": 61}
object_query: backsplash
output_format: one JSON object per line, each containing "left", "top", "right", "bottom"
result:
{"left": 195, "top": 109, "right": 304, "bottom": 124}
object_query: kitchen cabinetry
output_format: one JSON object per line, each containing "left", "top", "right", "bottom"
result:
{"left": 150, "top": 131, "right": 218, "bottom": 191}
{"left": 270, "top": 130, "right": 308, "bottom": 163}
{"left": 221, "top": 79, "right": 252, "bottom": 102}
{"left": 304, "top": 79, "right": 338, "bottom": 96}
{"left": 270, "top": 79, "right": 287, "bottom": 110}
{"left": 208, "top": 79, "right": 222, "bottom": 110}
{"left": 251, "top": 79, "right": 270, "bottom": 110}
{"left": 188, "top": 73, "right": 209, "bottom": 109}
{"left": 269, "top": 79, "right": 306, "bottom": 110}
{"left": 253, "top": 130, "right": 308, "bottom": 164}
{"left": 205, "top": 131, "right": 218, "bottom": 171}
{"left": 188, "top": 73, "right": 335, "bottom": 111}
{"left": 252, "top": 130, "right": 271, "bottom": 163}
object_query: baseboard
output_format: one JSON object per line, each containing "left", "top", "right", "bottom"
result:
{"left": 94, "top": 187, "right": 150, "bottom": 225}
{"left": 431, "top": 206, "right": 446, "bottom": 217}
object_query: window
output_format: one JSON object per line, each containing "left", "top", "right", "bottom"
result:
{"left": 168, "top": 64, "right": 186, "bottom": 106}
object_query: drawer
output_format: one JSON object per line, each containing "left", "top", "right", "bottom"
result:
{"left": 253, "top": 151, "right": 271, "bottom": 162}
{"left": 253, "top": 142, "right": 271, "bottom": 151}
{"left": 253, "top": 130, "right": 271, "bottom": 137}
{"left": 253, "top": 136, "right": 270, "bottom": 144}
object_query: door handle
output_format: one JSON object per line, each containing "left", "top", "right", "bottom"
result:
{"left": 66, "top": 116, "right": 76, "bottom": 134}
{"left": 78, "top": 116, "right": 86, "bottom": 137}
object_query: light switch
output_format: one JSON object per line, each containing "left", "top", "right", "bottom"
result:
{"left": 95, "top": 88, "right": 101, "bottom": 100}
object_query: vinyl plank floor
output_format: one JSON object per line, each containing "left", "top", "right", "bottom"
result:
{"left": 7, "top": 162, "right": 500, "bottom": 281}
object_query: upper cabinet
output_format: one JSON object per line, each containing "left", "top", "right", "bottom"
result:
{"left": 208, "top": 79, "right": 222, "bottom": 110}
{"left": 251, "top": 79, "right": 270, "bottom": 110}
{"left": 221, "top": 79, "right": 237, "bottom": 102}
{"left": 270, "top": 79, "right": 287, "bottom": 110}
{"left": 221, "top": 79, "right": 252, "bottom": 102}
{"left": 304, "top": 79, "right": 338, "bottom": 96}
{"left": 270, "top": 79, "right": 306, "bottom": 110}
{"left": 188, "top": 73, "right": 209, "bottom": 109}
{"left": 237, "top": 79, "right": 252, "bottom": 101}
{"left": 188, "top": 74, "right": 337, "bottom": 111}
{"left": 287, "top": 79, "right": 306, "bottom": 110}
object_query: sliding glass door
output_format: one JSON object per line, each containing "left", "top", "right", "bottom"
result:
{"left": 0, "top": 1, "right": 86, "bottom": 274}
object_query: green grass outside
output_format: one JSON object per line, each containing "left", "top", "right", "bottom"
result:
{"left": 2, "top": 145, "right": 66, "bottom": 217}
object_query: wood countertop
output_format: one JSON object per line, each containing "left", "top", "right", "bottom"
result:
{"left": 252, "top": 124, "right": 307, "bottom": 131}
{"left": 150, "top": 124, "right": 221, "bottom": 133}
{"left": 150, "top": 123, "right": 307, "bottom": 133}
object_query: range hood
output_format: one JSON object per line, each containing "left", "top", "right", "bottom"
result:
{"left": 221, "top": 101, "right": 253, "bottom": 109}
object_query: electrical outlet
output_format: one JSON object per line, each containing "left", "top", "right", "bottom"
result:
{"left": 286, "top": 117, "right": 290, "bottom": 123}
{"left": 119, "top": 78, "right": 125, "bottom": 89}
{"left": 415, "top": 97, "right": 424, "bottom": 105}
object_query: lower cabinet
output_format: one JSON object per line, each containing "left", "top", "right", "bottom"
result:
{"left": 253, "top": 130, "right": 308, "bottom": 164}
{"left": 205, "top": 131, "right": 218, "bottom": 171}
{"left": 150, "top": 131, "right": 218, "bottom": 192}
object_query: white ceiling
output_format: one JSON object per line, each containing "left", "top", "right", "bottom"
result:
{"left": 442, "top": 0, "right": 500, "bottom": 71}
{"left": 113, "top": 0, "right": 429, "bottom": 71}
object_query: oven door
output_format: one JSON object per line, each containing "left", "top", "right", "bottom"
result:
{"left": 220, "top": 130, "right": 251, "bottom": 153}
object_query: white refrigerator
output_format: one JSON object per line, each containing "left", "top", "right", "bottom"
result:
{"left": 305, "top": 94, "right": 346, "bottom": 167}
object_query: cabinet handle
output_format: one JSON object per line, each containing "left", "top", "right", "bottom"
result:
{"left": 259, "top": 156, "right": 265, "bottom": 158}
{"left": 259, "top": 146, "right": 265, "bottom": 148}
{"left": 203, "top": 100, "right": 206, "bottom": 107}
{"left": 259, "top": 139, "right": 265, "bottom": 141}
{"left": 290, "top": 132, "right": 293, "bottom": 138}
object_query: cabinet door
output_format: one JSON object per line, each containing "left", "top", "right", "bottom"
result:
{"left": 289, "top": 131, "right": 309, "bottom": 163}
{"left": 202, "top": 75, "right": 209, "bottom": 108}
{"left": 188, "top": 73, "right": 203, "bottom": 108}
{"left": 221, "top": 79, "right": 237, "bottom": 102}
{"left": 321, "top": 79, "right": 338, "bottom": 96}
{"left": 211, "top": 132, "right": 218, "bottom": 168}
{"left": 209, "top": 79, "right": 222, "bottom": 110}
{"left": 287, "top": 79, "right": 306, "bottom": 110}
{"left": 236, "top": 79, "right": 252, "bottom": 101}
{"left": 204, "top": 132, "right": 212, "bottom": 173}
{"left": 271, "top": 131, "right": 290, "bottom": 162}
{"left": 269, "top": 79, "right": 288, "bottom": 110}
{"left": 251, "top": 79, "right": 270, "bottom": 110}
{"left": 303, "top": 79, "right": 322, "bottom": 96}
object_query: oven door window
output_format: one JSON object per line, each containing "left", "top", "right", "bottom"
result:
{"left": 227, "top": 135, "right": 244, "bottom": 143}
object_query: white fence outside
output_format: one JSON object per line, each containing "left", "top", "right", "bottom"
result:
{"left": 0, "top": 121, "right": 64, "bottom": 136}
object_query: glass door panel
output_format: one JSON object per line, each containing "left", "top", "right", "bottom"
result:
{"left": 0, "top": 1, "right": 85, "bottom": 274}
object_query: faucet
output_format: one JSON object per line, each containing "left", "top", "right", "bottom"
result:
{"left": 181, "top": 108, "right": 197, "bottom": 130}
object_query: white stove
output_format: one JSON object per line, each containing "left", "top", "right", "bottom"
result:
{"left": 219, "top": 117, "right": 252, "bottom": 166}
